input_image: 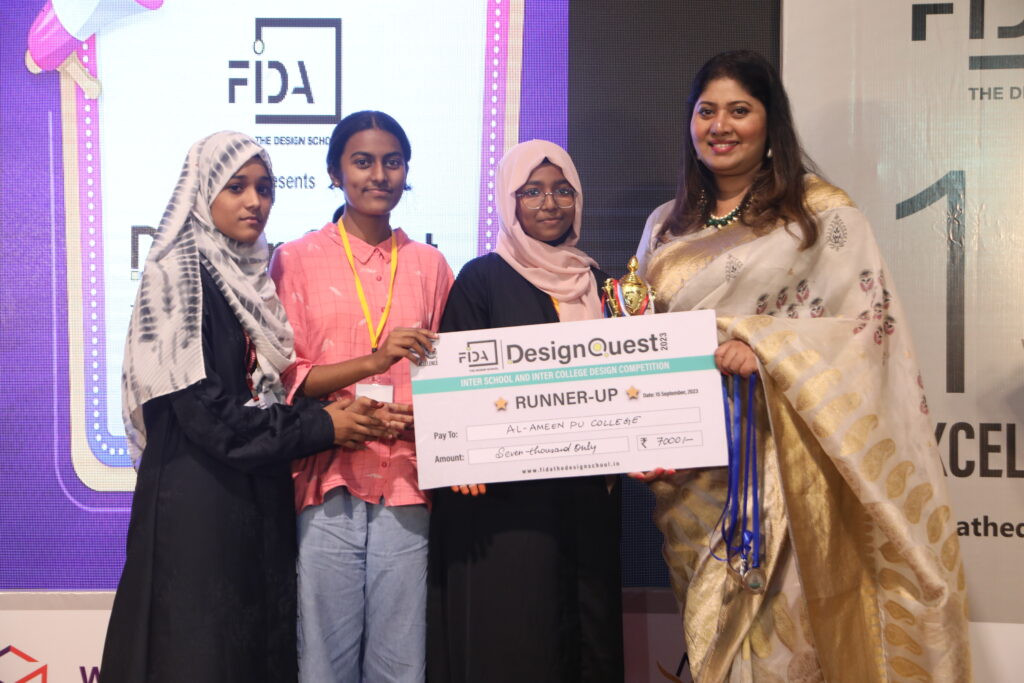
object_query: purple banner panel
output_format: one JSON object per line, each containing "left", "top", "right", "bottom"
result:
{"left": 1, "top": 1, "right": 130, "bottom": 591}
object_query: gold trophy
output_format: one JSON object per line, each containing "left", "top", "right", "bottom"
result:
{"left": 602, "top": 256, "right": 656, "bottom": 317}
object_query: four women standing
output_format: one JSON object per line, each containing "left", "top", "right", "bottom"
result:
{"left": 103, "top": 52, "right": 970, "bottom": 682}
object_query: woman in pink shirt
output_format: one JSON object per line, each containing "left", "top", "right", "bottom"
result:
{"left": 270, "top": 110, "right": 454, "bottom": 683}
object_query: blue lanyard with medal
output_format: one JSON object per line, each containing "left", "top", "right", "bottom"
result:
{"left": 713, "top": 372, "right": 765, "bottom": 593}
{"left": 338, "top": 217, "right": 398, "bottom": 403}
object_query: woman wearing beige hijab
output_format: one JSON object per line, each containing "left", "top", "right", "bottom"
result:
{"left": 426, "top": 140, "right": 623, "bottom": 682}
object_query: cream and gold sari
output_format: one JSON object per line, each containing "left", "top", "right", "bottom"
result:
{"left": 637, "top": 178, "right": 971, "bottom": 682}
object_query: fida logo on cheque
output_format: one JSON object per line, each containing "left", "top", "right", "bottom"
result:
{"left": 457, "top": 340, "right": 499, "bottom": 368}
{"left": 506, "top": 333, "right": 667, "bottom": 366}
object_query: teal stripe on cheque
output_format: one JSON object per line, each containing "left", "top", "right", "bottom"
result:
{"left": 411, "top": 355, "right": 716, "bottom": 395}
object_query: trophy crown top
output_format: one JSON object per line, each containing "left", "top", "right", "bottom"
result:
{"left": 621, "top": 255, "right": 642, "bottom": 286}
{"left": 603, "top": 256, "right": 655, "bottom": 317}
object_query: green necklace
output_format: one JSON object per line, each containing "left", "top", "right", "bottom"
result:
{"left": 705, "top": 193, "right": 751, "bottom": 229}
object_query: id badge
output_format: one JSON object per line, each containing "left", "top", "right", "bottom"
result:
{"left": 243, "top": 392, "right": 280, "bottom": 410}
{"left": 356, "top": 383, "right": 394, "bottom": 403}
{"left": 258, "top": 391, "right": 280, "bottom": 409}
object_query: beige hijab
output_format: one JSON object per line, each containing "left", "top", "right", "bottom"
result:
{"left": 493, "top": 140, "right": 602, "bottom": 321}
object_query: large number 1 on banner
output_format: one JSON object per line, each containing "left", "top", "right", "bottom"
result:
{"left": 896, "top": 171, "right": 965, "bottom": 394}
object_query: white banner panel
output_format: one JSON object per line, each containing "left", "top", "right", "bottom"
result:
{"left": 783, "top": 0, "right": 1024, "bottom": 657}
{"left": 96, "top": 0, "right": 486, "bottom": 442}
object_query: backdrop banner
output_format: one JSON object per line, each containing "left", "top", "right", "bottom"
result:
{"left": 783, "top": 0, "right": 1024, "bottom": 679}
{"left": 1, "top": 1, "right": 576, "bottom": 678}
{"left": 0, "top": 0, "right": 534, "bottom": 591}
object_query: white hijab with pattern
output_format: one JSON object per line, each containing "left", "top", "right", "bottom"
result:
{"left": 121, "top": 131, "right": 293, "bottom": 465}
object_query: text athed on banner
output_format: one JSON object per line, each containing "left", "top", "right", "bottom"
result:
{"left": 410, "top": 310, "right": 727, "bottom": 489}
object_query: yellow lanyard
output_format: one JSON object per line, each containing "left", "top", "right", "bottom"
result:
{"left": 337, "top": 218, "right": 398, "bottom": 352}
{"left": 550, "top": 296, "right": 560, "bottom": 315}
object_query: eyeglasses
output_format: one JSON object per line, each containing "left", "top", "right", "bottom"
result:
{"left": 515, "top": 187, "right": 577, "bottom": 210}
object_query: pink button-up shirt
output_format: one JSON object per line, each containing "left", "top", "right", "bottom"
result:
{"left": 269, "top": 223, "right": 453, "bottom": 510}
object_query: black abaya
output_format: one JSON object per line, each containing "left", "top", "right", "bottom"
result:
{"left": 101, "top": 267, "right": 334, "bottom": 683}
{"left": 426, "top": 253, "right": 624, "bottom": 683}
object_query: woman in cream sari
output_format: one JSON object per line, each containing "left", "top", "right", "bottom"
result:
{"left": 636, "top": 51, "right": 970, "bottom": 682}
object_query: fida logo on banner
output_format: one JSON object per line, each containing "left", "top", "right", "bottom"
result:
{"left": 129, "top": 19, "right": 341, "bottom": 270}
{"left": 901, "top": 2, "right": 1024, "bottom": 485}
{"left": 912, "top": 1, "right": 1024, "bottom": 74}
{"left": 901, "top": 1, "right": 1023, "bottom": 395}
{"left": 227, "top": 18, "right": 342, "bottom": 125}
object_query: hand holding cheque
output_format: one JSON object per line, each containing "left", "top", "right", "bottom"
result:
{"left": 410, "top": 309, "right": 727, "bottom": 489}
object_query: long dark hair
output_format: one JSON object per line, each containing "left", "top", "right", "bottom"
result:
{"left": 326, "top": 110, "right": 412, "bottom": 223}
{"left": 664, "top": 50, "right": 819, "bottom": 249}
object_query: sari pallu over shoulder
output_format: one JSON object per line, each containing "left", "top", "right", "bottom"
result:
{"left": 641, "top": 178, "right": 971, "bottom": 682}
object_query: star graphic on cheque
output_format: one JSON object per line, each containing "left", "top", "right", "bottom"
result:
{"left": 495, "top": 397, "right": 508, "bottom": 411}
{"left": 626, "top": 386, "right": 639, "bottom": 399}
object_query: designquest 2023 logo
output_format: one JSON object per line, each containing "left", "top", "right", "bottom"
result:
{"left": 458, "top": 333, "right": 669, "bottom": 370}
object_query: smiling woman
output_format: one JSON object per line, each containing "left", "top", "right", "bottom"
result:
{"left": 427, "top": 139, "right": 624, "bottom": 683}
{"left": 328, "top": 127, "right": 408, "bottom": 225}
{"left": 635, "top": 51, "right": 971, "bottom": 682}
{"left": 514, "top": 162, "right": 578, "bottom": 243}
{"left": 269, "top": 110, "right": 454, "bottom": 682}
{"left": 690, "top": 78, "right": 767, "bottom": 204}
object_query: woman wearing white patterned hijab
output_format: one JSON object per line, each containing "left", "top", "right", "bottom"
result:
{"left": 102, "top": 132, "right": 386, "bottom": 683}
{"left": 121, "top": 131, "right": 294, "bottom": 464}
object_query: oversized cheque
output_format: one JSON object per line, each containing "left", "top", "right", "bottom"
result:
{"left": 411, "top": 309, "right": 727, "bottom": 489}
